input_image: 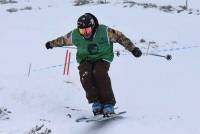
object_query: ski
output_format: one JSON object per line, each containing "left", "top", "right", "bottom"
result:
{"left": 75, "top": 107, "right": 119, "bottom": 122}
{"left": 76, "top": 111, "right": 126, "bottom": 123}
{"left": 86, "top": 111, "right": 126, "bottom": 122}
{"left": 76, "top": 114, "right": 102, "bottom": 122}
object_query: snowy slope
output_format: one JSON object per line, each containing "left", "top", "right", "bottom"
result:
{"left": 0, "top": 0, "right": 200, "bottom": 134}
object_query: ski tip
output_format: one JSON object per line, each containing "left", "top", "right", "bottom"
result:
{"left": 118, "top": 111, "right": 127, "bottom": 114}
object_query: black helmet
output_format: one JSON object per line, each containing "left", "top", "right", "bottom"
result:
{"left": 77, "top": 13, "right": 99, "bottom": 39}
{"left": 77, "top": 14, "right": 95, "bottom": 28}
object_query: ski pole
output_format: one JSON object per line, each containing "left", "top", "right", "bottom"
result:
{"left": 144, "top": 53, "right": 172, "bottom": 61}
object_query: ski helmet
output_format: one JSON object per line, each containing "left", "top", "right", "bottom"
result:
{"left": 84, "top": 13, "right": 99, "bottom": 29}
{"left": 77, "top": 13, "right": 99, "bottom": 39}
{"left": 77, "top": 14, "right": 95, "bottom": 29}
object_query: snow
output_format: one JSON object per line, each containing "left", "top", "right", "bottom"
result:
{"left": 0, "top": 0, "right": 200, "bottom": 134}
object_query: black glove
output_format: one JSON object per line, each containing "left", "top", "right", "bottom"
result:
{"left": 45, "top": 41, "right": 53, "bottom": 49}
{"left": 132, "top": 47, "right": 142, "bottom": 57}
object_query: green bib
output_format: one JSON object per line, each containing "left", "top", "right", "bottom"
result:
{"left": 72, "top": 25, "right": 114, "bottom": 63}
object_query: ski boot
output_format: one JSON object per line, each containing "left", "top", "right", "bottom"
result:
{"left": 92, "top": 102, "right": 103, "bottom": 116}
{"left": 102, "top": 104, "right": 115, "bottom": 117}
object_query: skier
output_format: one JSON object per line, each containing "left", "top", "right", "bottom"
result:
{"left": 45, "top": 13, "right": 142, "bottom": 116}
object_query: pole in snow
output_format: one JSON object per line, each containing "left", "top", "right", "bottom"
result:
{"left": 63, "top": 50, "right": 68, "bottom": 75}
{"left": 28, "top": 63, "right": 32, "bottom": 77}
{"left": 144, "top": 42, "right": 172, "bottom": 61}
{"left": 186, "top": 0, "right": 188, "bottom": 9}
{"left": 63, "top": 49, "right": 71, "bottom": 75}
{"left": 66, "top": 52, "right": 71, "bottom": 75}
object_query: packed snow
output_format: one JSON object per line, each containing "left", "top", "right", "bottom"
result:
{"left": 0, "top": 0, "right": 200, "bottom": 134}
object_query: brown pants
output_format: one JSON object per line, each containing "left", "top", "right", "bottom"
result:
{"left": 78, "top": 60, "right": 116, "bottom": 105}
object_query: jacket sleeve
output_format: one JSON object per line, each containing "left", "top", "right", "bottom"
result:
{"left": 108, "top": 27, "right": 136, "bottom": 52}
{"left": 48, "top": 31, "right": 73, "bottom": 48}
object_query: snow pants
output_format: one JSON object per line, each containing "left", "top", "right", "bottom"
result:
{"left": 78, "top": 60, "right": 116, "bottom": 105}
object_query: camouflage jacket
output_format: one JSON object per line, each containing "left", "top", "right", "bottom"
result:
{"left": 48, "top": 26, "right": 136, "bottom": 53}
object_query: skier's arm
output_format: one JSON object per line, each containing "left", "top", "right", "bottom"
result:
{"left": 108, "top": 27, "right": 136, "bottom": 52}
{"left": 108, "top": 27, "right": 142, "bottom": 57}
{"left": 45, "top": 31, "right": 73, "bottom": 49}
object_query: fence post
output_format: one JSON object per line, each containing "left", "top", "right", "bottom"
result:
{"left": 146, "top": 43, "right": 151, "bottom": 56}
{"left": 185, "top": 0, "right": 188, "bottom": 9}
{"left": 28, "top": 63, "right": 32, "bottom": 77}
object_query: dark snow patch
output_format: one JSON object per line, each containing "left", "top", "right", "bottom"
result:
{"left": 0, "top": 0, "right": 18, "bottom": 4}
{"left": 0, "top": 107, "right": 12, "bottom": 120}
{"left": 25, "top": 124, "right": 51, "bottom": 134}
{"left": 123, "top": 1, "right": 200, "bottom": 15}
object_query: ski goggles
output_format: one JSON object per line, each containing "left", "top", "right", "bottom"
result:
{"left": 79, "top": 27, "right": 93, "bottom": 35}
